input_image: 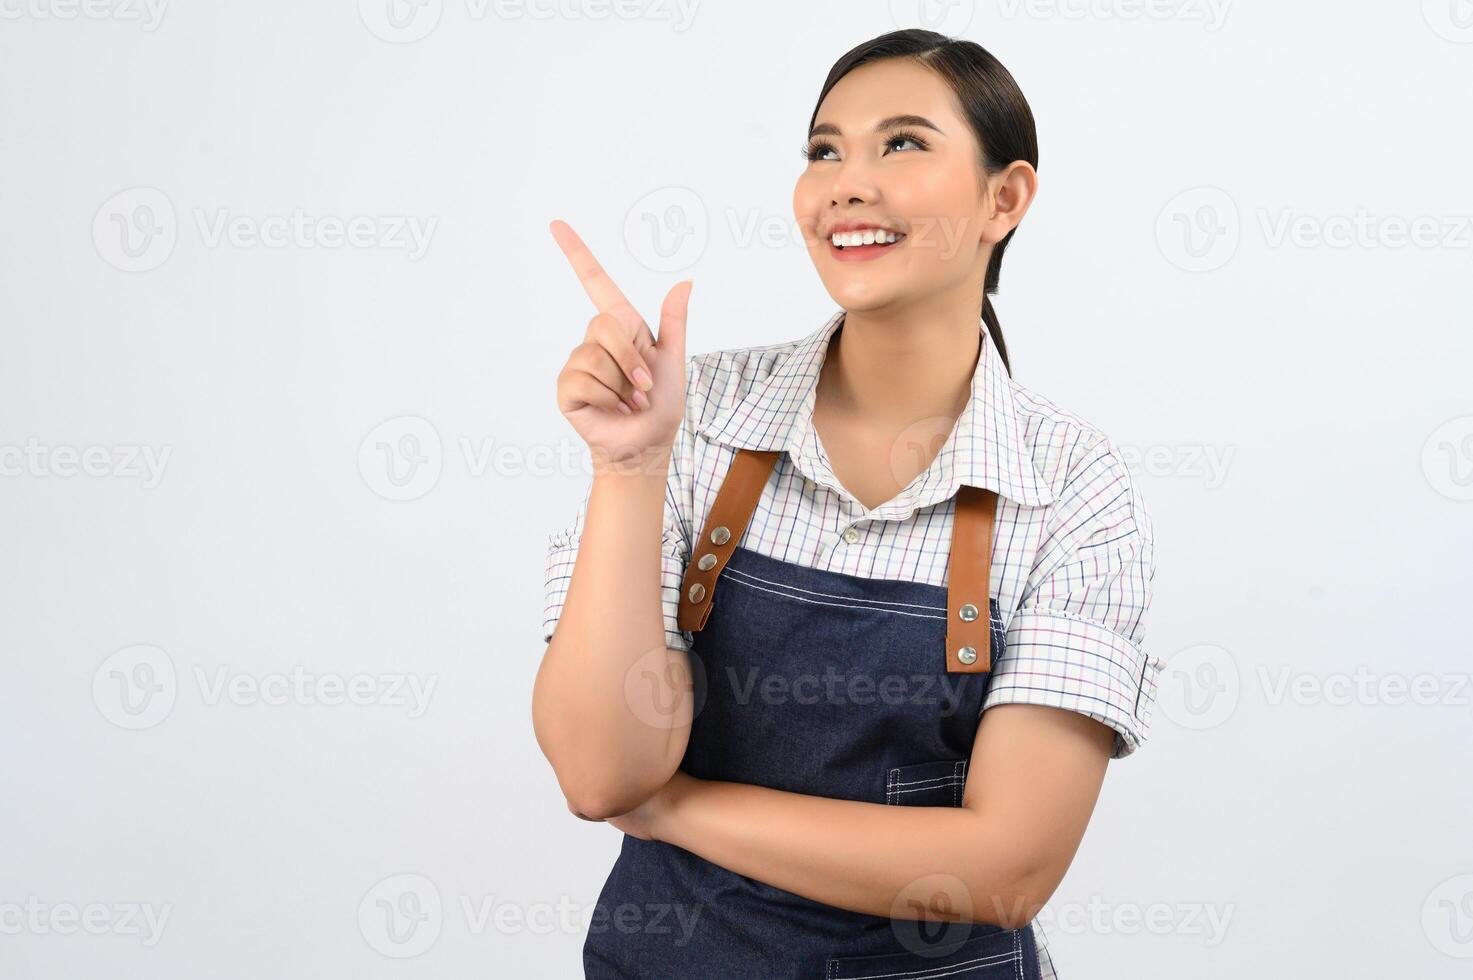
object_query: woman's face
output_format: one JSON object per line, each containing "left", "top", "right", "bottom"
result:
{"left": 793, "top": 58, "right": 1026, "bottom": 315}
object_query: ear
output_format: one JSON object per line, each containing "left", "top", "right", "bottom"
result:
{"left": 979, "top": 160, "right": 1038, "bottom": 246}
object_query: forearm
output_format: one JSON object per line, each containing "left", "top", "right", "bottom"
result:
{"left": 658, "top": 775, "right": 1044, "bottom": 928}
{"left": 533, "top": 448, "right": 693, "bottom": 818}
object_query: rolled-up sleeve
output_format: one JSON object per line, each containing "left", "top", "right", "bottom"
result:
{"left": 541, "top": 486, "right": 693, "bottom": 652}
{"left": 982, "top": 436, "right": 1161, "bottom": 758}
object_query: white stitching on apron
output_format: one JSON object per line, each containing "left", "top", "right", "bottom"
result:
{"left": 829, "top": 947, "right": 1022, "bottom": 979}
{"left": 720, "top": 575, "right": 949, "bottom": 620}
{"left": 721, "top": 564, "right": 948, "bottom": 613}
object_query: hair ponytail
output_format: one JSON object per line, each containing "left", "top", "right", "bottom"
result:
{"left": 982, "top": 294, "right": 1010, "bottom": 376}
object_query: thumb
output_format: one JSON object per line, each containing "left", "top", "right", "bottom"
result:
{"left": 655, "top": 279, "right": 692, "bottom": 371}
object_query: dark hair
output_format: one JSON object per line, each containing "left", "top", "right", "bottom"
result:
{"left": 807, "top": 29, "right": 1037, "bottom": 375}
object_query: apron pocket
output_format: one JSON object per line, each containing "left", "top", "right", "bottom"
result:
{"left": 885, "top": 759, "right": 967, "bottom": 807}
{"left": 824, "top": 925, "right": 1026, "bottom": 979}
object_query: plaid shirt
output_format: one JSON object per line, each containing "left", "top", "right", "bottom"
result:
{"left": 542, "top": 310, "right": 1162, "bottom": 978}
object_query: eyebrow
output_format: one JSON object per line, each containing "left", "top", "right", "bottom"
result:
{"left": 808, "top": 114, "right": 944, "bottom": 139}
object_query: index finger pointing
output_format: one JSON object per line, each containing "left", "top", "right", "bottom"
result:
{"left": 549, "top": 219, "right": 644, "bottom": 328}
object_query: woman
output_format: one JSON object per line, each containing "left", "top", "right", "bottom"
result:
{"left": 536, "top": 28, "right": 1162, "bottom": 980}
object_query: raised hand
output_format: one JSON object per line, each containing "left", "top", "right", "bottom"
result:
{"left": 549, "top": 219, "right": 691, "bottom": 470}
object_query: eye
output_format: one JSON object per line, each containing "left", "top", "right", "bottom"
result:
{"left": 803, "top": 140, "right": 838, "bottom": 162}
{"left": 802, "top": 130, "right": 929, "bottom": 163}
{"left": 884, "top": 130, "right": 929, "bottom": 153}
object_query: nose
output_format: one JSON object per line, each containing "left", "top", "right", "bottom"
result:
{"left": 829, "top": 155, "right": 879, "bottom": 209}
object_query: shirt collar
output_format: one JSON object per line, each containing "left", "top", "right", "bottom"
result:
{"left": 696, "top": 310, "right": 1056, "bottom": 514}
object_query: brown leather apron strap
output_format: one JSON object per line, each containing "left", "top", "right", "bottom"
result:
{"left": 945, "top": 484, "right": 997, "bottom": 673}
{"left": 677, "top": 448, "right": 998, "bottom": 674}
{"left": 676, "top": 448, "right": 782, "bottom": 633}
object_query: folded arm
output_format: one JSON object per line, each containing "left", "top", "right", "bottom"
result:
{"left": 619, "top": 703, "right": 1115, "bottom": 927}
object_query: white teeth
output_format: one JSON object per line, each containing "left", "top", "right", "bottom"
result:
{"left": 830, "top": 229, "right": 901, "bottom": 248}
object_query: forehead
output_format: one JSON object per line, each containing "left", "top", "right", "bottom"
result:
{"left": 812, "top": 59, "right": 961, "bottom": 131}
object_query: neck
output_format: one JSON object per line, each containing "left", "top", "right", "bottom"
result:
{"left": 818, "top": 302, "right": 983, "bottom": 427}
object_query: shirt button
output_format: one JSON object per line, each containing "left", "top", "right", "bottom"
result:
{"left": 842, "top": 527, "right": 861, "bottom": 545}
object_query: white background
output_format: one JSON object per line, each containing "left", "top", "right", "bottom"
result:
{"left": 2, "top": 1, "right": 1471, "bottom": 977}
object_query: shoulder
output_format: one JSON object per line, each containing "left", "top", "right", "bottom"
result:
{"left": 1009, "top": 375, "right": 1152, "bottom": 545}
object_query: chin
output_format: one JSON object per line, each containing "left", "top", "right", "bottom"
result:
{"left": 823, "top": 279, "right": 911, "bottom": 312}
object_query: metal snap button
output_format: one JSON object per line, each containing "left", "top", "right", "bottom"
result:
{"left": 957, "top": 646, "right": 978, "bottom": 665}
{"left": 688, "top": 583, "right": 706, "bottom": 603}
{"left": 959, "top": 603, "right": 979, "bottom": 622}
{"left": 697, "top": 553, "right": 717, "bottom": 571}
{"left": 710, "top": 526, "right": 731, "bottom": 545}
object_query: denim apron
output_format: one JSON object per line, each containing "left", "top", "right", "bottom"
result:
{"left": 583, "top": 448, "right": 1042, "bottom": 979}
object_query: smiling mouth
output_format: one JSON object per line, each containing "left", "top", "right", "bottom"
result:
{"left": 830, "top": 230, "right": 906, "bottom": 250}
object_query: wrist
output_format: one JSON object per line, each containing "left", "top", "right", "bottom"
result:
{"left": 590, "top": 442, "right": 674, "bottom": 480}
{"left": 653, "top": 771, "right": 701, "bottom": 845}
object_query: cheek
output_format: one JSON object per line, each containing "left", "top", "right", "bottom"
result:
{"left": 792, "top": 176, "right": 824, "bottom": 240}
{"left": 886, "top": 167, "right": 981, "bottom": 257}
